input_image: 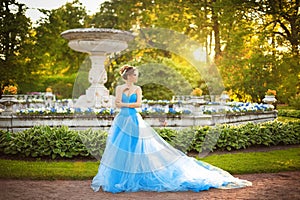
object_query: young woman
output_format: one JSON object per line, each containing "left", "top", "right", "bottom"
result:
{"left": 91, "top": 65, "right": 252, "bottom": 193}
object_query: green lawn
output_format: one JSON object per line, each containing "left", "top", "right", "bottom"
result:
{"left": 0, "top": 147, "right": 299, "bottom": 180}
{"left": 201, "top": 147, "right": 300, "bottom": 174}
{"left": 0, "top": 159, "right": 98, "bottom": 180}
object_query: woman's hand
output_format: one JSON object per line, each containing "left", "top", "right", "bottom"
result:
{"left": 115, "top": 101, "right": 122, "bottom": 108}
{"left": 128, "top": 104, "right": 135, "bottom": 108}
{"left": 115, "top": 101, "right": 134, "bottom": 108}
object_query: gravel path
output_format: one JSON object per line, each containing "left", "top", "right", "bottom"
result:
{"left": 1, "top": 171, "right": 300, "bottom": 200}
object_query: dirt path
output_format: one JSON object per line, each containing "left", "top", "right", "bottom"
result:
{"left": 1, "top": 171, "right": 299, "bottom": 200}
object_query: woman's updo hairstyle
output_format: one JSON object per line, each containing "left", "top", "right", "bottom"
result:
{"left": 119, "top": 65, "right": 136, "bottom": 80}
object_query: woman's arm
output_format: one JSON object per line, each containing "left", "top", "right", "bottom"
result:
{"left": 115, "top": 86, "right": 123, "bottom": 108}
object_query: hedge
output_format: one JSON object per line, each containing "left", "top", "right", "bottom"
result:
{"left": 278, "top": 109, "right": 300, "bottom": 119}
{"left": 0, "top": 120, "right": 299, "bottom": 159}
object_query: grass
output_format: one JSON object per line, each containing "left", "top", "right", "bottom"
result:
{"left": 200, "top": 147, "right": 300, "bottom": 174}
{"left": 0, "top": 160, "right": 99, "bottom": 180}
{"left": 0, "top": 147, "right": 299, "bottom": 180}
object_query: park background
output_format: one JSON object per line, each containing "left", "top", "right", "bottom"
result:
{"left": 0, "top": 2, "right": 300, "bottom": 198}
{"left": 0, "top": 0, "right": 299, "bottom": 105}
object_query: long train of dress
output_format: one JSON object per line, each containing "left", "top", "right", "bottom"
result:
{"left": 91, "top": 93, "right": 252, "bottom": 193}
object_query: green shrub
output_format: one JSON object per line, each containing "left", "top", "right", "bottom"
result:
{"left": 0, "top": 126, "right": 90, "bottom": 159}
{"left": 278, "top": 109, "right": 300, "bottom": 118}
{"left": 158, "top": 121, "right": 300, "bottom": 153}
{"left": 0, "top": 121, "right": 299, "bottom": 159}
{"left": 289, "top": 94, "right": 300, "bottom": 110}
{"left": 78, "top": 129, "right": 108, "bottom": 160}
{"left": 154, "top": 128, "right": 176, "bottom": 142}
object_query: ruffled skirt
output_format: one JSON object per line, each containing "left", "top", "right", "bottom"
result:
{"left": 91, "top": 109, "right": 251, "bottom": 193}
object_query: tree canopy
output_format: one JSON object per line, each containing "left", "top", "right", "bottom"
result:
{"left": 0, "top": 0, "right": 299, "bottom": 103}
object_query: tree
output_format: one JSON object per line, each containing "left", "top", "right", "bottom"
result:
{"left": 34, "top": 0, "right": 89, "bottom": 75}
{"left": 242, "top": 0, "right": 300, "bottom": 101}
{"left": 6, "top": 0, "right": 296, "bottom": 102}
{"left": 30, "top": 0, "right": 89, "bottom": 97}
{"left": 247, "top": 0, "right": 299, "bottom": 56}
{"left": 0, "top": 0, "right": 32, "bottom": 93}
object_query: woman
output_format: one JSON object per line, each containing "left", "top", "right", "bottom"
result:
{"left": 91, "top": 65, "right": 252, "bottom": 193}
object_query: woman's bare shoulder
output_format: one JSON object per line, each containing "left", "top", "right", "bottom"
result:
{"left": 116, "top": 84, "right": 125, "bottom": 90}
{"left": 135, "top": 85, "right": 142, "bottom": 92}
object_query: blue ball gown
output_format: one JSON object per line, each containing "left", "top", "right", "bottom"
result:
{"left": 91, "top": 93, "right": 252, "bottom": 193}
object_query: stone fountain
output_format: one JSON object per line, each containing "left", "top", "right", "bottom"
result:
{"left": 61, "top": 28, "right": 134, "bottom": 108}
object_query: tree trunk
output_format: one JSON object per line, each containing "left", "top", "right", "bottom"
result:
{"left": 211, "top": 0, "right": 221, "bottom": 59}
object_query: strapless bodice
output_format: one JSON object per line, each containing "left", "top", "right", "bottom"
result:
{"left": 119, "top": 93, "right": 137, "bottom": 116}
{"left": 122, "top": 93, "right": 137, "bottom": 103}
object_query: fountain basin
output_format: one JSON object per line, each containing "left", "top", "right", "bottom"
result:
{"left": 61, "top": 28, "right": 134, "bottom": 53}
{"left": 61, "top": 28, "right": 134, "bottom": 108}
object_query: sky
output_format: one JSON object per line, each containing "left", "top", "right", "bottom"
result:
{"left": 18, "top": 0, "right": 106, "bottom": 23}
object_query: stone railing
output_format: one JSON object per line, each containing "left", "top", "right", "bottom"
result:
{"left": 0, "top": 110, "right": 277, "bottom": 132}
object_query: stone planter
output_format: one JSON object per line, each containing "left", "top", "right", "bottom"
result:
{"left": 220, "top": 94, "right": 230, "bottom": 104}
{"left": 188, "top": 96, "right": 206, "bottom": 115}
{"left": 262, "top": 95, "right": 277, "bottom": 104}
{"left": 189, "top": 96, "right": 206, "bottom": 105}
{"left": 0, "top": 95, "right": 18, "bottom": 115}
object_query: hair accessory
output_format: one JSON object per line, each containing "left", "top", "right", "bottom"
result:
{"left": 121, "top": 68, "right": 128, "bottom": 76}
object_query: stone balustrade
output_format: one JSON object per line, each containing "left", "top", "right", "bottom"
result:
{"left": 0, "top": 110, "right": 277, "bottom": 132}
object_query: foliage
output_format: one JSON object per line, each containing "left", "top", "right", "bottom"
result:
{"left": 246, "top": 0, "right": 299, "bottom": 55}
{"left": 22, "top": 0, "right": 89, "bottom": 96}
{"left": 58, "top": 0, "right": 300, "bottom": 100}
{"left": 2, "top": 0, "right": 299, "bottom": 101}
{"left": 77, "top": 129, "right": 108, "bottom": 160}
{"left": 221, "top": 121, "right": 299, "bottom": 151}
{"left": 214, "top": 0, "right": 299, "bottom": 103}
{"left": 278, "top": 109, "right": 300, "bottom": 119}
{"left": 1, "top": 121, "right": 299, "bottom": 160}
{"left": 289, "top": 94, "right": 300, "bottom": 110}
{"left": 277, "top": 117, "right": 300, "bottom": 123}
{"left": 110, "top": 53, "right": 201, "bottom": 100}
{"left": 0, "top": 0, "right": 34, "bottom": 93}
{"left": 40, "top": 74, "right": 77, "bottom": 99}
{"left": 137, "top": 62, "right": 193, "bottom": 100}
{"left": 278, "top": 54, "right": 300, "bottom": 103}
{"left": 154, "top": 128, "right": 176, "bottom": 142}
{"left": 151, "top": 121, "right": 300, "bottom": 153}
{"left": 0, "top": 126, "right": 89, "bottom": 159}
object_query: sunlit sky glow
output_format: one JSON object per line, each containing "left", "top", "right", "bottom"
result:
{"left": 18, "top": 0, "right": 106, "bottom": 23}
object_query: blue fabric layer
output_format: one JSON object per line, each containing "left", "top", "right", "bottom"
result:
{"left": 91, "top": 93, "right": 252, "bottom": 193}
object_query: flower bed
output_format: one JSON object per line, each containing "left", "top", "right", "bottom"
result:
{"left": 15, "top": 105, "right": 192, "bottom": 117}
{"left": 12, "top": 101, "right": 275, "bottom": 116}
{"left": 16, "top": 107, "right": 115, "bottom": 116}
{"left": 202, "top": 102, "right": 274, "bottom": 114}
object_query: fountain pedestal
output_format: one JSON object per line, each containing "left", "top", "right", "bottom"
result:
{"left": 61, "top": 28, "right": 134, "bottom": 108}
{"left": 75, "top": 52, "right": 111, "bottom": 108}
